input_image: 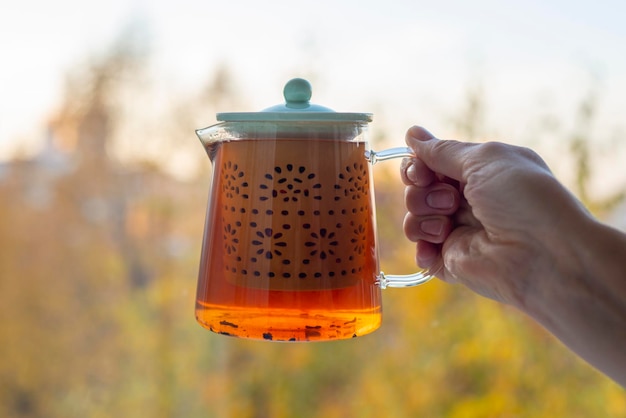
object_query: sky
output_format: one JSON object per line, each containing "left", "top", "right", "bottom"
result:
{"left": 1, "top": 0, "right": 626, "bottom": 191}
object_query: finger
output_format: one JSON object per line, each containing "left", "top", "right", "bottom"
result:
{"left": 415, "top": 240, "right": 440, "bottom": 269}
{"left": 399, "top": 158, "right": 413, "bottom": 186}
{"left": 405, "top": 125, "right": 437, "bottom": 142}
{"left": 416, "top": 240, "right": 448, "bottom": 281}
{"left": 403, "top": 213, "right": 455, "bottom": 244}
{"left": 405, "top": 126, "right": 478, "bottom": 183}
{"left": 400, "top": 157, "right": 436, "bottom": 187}
{"left": 404, "top": 183, "right": 459, "bottom": 216}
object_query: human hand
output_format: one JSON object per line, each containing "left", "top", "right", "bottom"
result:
{"left": 401, "top": 126, "right": 626, "bottom": 386}
{"left": 401, "top": 126, "right": 588, "bottom": 307}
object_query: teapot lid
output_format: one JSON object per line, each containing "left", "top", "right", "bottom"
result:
{"left": 216, "top": 78, "right": 372, "bottom": 123}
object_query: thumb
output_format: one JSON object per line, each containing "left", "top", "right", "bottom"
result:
{"left": 405, "top": 126, "right": 475, "bottom": 183}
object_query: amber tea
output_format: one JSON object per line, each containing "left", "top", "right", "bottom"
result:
{"left": 195, "top": 138, "right": 383, "bottom": 341}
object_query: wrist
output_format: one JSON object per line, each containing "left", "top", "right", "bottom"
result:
{"left": 521, "top": 211, "right": 626, "bottom": 386}
{"left": 521, "top": 207, "right": 594, "bottom": 323}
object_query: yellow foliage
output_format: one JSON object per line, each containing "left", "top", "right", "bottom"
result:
{"left": 1, "top": 52, "right": 624, "bottom": 418}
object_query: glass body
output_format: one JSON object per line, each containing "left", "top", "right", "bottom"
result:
{"left": 196, "top": 121, "right": 432, "bottom": 341}
{"left": 196, "top": 122, "right": 383, "bottom": 341}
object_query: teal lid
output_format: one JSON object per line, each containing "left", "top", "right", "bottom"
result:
{"left": 216, "top": 78, "right": 373, "bottom": 123}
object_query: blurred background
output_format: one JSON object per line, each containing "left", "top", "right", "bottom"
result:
{"left": 1, "top": 0, "right": 625, "bottom": 417}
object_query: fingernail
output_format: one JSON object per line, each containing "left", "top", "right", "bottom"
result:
{"left": 406, "top": 162, "right": 418, "bottom": 184}
{"left": 426, "top": 190, "right": 455, "bottom": 209}
{"left": 421, "top": 219, "right": 444, "bottom": 236}
{"left": 409, "top": 126, "right": 435, "bottom": 142}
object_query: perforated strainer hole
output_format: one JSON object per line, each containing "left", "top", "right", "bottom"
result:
{"left": 221, "top": 161, "right": 249, "bottom": 199}
{"left": 251, "top": 228, "right": 287, "bottom": 260}
{"left": 258, "top": 165, "right": 322, "bottom": 203}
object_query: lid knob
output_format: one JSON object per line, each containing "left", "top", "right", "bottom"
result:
{"left": 215, "top": 78, "right": 371, "bottom": 121}
{"left": 283, "top": 78, "right": 312, "bottom": 109}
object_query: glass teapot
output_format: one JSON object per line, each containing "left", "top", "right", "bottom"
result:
{"left": 195, "top": 78, "right": 432, "bottom": 342}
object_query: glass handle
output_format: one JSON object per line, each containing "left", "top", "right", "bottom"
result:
{"left": 365, "top": 146, "right": 414, "bottom": 165}
{"left": 366, "top": 146, "right": 434, "bottom": 289}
